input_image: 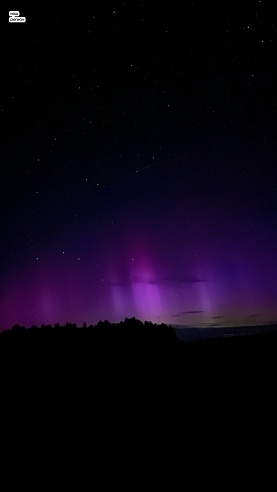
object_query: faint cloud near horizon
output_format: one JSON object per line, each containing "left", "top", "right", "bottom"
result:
{"left": 110, "top": 275, "right": 206, "bottom": 287}
{"left": 172, "top": 310, "right": 204, "bottom": 318}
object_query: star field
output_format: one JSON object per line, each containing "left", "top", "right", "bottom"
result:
{"left": 1, "top": 1, "right": 277, "bottom": 330}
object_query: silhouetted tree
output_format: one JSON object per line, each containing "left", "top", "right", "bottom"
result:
{"left": 11, "top": 324, "right": 25, "bottom": 334}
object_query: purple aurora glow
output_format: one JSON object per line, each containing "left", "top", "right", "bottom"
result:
{"left": 1, "top": 206, "right": 276, "bottom": 330}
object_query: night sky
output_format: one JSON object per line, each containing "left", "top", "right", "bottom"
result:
{"left": 1, "top": 1, "right": 277, "bottom": 330}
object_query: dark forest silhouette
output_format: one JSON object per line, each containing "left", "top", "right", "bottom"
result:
{"left": 1, "top": 318, "right": 277, "bottom": 491}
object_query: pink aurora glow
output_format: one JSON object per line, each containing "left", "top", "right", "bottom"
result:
{"left": 1, "top": 213, "right": 276, "bottom": 331}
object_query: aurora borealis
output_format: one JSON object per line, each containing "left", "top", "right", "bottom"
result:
{"left": 1, "top": 188, "right": 276, "bottom": 329}
{"left": 1, "top": 1, "right": 277, "bottom": 331}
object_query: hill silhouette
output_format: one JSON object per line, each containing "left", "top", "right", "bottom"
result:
{"left": 1, "top": 318, "right": 277, "bottom": 491}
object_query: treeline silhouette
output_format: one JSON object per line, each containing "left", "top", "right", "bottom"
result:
{"left": 1, "top": 318, "right": 277, "bottom": 491}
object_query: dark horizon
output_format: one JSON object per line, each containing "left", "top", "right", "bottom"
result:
{"left": 2, "top": 316, "right": 277, "bottom": 343}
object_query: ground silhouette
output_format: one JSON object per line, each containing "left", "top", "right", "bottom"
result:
{"left": 1, "top": 318, "right": 277, "bottom": 491}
